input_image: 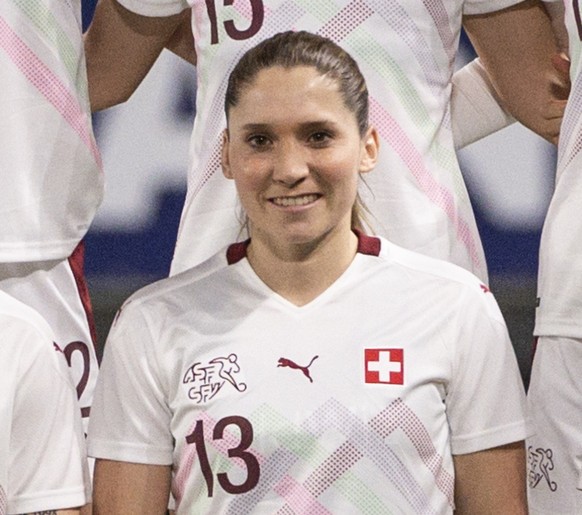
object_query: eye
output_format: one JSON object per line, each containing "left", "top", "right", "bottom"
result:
{"left": 308, "top": 131, "right": 333, "bottom": 146}
{"left": 247, "top": 134, "right": 272, "bottom": 149}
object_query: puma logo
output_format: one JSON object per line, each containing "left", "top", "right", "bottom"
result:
{"left": 277, "top": 355, "right": 319, "bottom": 383}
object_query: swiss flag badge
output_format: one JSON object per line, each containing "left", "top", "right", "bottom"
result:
{"left": 365, "top": 348, "right": 404, "bottom": 385}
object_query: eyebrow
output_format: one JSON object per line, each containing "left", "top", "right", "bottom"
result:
{"left": 239, "top": 120, "right": 340, "bottom": 132}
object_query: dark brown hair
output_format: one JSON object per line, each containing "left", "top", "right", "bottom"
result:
{"left": 225, "top": 31, "right": 369, "bottom": 137}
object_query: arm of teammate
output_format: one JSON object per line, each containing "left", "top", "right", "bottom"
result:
{"left": 451, "top": 58, "right": 515, "bottom": 149}
{"left": 453, "top": 441, "right": 527, "bottom": 514}
{"left": 463, "top": 0, "right": 569, "bottom": 145}
{"left": 165, "top": 8, "right": 196, "bottom": 65}
{"left": 84, "top": 0, "right": 192, "bottom": 112}
{"left": 92, "top": 459, "right": 172, "bottom": 515}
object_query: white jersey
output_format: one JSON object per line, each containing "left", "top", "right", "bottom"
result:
{"left": 88, "top": 234, "right": 527, "bottom": 514}
{"left": 0, "top": 291, "right": 89, "bottom": 515}
{"left": 0, "top": 0, "right": 103, "bottom": 263}
{"left": 535, "top": 0, "right": 582, "bottom": 338}
{"left": 118, "top": 0, "right": 523, "bottom": 284}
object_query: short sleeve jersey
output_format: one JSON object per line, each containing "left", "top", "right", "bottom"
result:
{"left": 0, "top": 291, "right": 89, "bottom": 515}
{"left": 118, "top": 0, "right": 521, "bottom": 283}
{"left": 0, "top": 0, "right": 103, "bottom": 263}
{"left": 535, "top": 1, "right": 582, "bottom": 338}
{"left": 88, "top": 234, "right": 528, "bottom": 514}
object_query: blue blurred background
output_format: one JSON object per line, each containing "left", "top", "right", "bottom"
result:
{"left": 81, "top": 1, "right": 555, "bottom": 386}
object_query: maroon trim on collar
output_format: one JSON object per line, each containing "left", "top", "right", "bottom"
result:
{"left": 355, "top": 230, "right": 381, "bottom": 256}
{"left": 226, "top": 239, "right": 250, "bottom": 265}
{"left": 226, "top": 232, "right": 380, "bottom": 263}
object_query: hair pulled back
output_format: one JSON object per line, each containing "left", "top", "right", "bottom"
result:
{"left": 225, "top": 31, "right": 369, "bottom": 136}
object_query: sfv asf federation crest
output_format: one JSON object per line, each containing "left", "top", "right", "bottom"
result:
{"left": 183, "top": 354, "right": 247, "bottom": 404}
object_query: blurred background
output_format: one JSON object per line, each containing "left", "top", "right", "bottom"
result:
{"left": 81, "top": 2, "right": 555, "bottom": 388}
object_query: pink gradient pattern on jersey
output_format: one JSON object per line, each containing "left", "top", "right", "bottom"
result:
{"left": 0, "top": 16, "right": 102, "bottom": 168}
{"left": 370, "top": 97, "right": 481, "bottom": 269}
{"left": 274, "top": 475, "right": 333, "bottom": 515}
{"left": 370, "top": 398, "right": 455, "bottom": 507}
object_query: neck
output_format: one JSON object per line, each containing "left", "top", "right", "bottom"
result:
{"left": 246, "top": 228, "right": 358, "bottom": 306}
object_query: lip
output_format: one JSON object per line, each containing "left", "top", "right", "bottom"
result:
{"left": 268, "top": 193, "right": 321, "bottom": 208}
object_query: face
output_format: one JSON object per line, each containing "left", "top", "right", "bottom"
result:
{"left": 222, "top": 65, "right": 378, "bottom": 253}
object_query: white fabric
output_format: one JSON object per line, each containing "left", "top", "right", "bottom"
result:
{"left": 527, "top": 337, "right": 582, "bottom": 514}
{"left": 451, "top": 58, "right": 515, "bottom": 149}
{"left": 0, "top": 255, "right": 99, "bottom": 431}
{"left": 0, "top": 0, "right": 103, "bottom": 263}
{"left": 0, "top": 291, "right": 89, "bottom": 515}
{"left": 88, "top": 235, "right": 527, "bottom": 514}
{"left": 528, "top": 7, "right": 582, "bottom": 514}
{"left": 535, "top": 1, "right": 582, "bottom": 338}
{"left": 117, "top": 0, "right": 524, "bottom": 284}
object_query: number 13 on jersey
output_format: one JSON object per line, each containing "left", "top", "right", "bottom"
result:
{"left": 186, "top": 416, "right": 260, "bottom": 497}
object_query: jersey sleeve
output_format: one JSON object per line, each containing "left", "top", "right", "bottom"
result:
{"left": 445, "top": 285, "right": 529, "bottom": 455}
{"left": 117, "top": 0, "right": 190, "bottom": 17}
{"left": 462, "top": 0, "right": 523, "bottom": 16}
{"left": 87, "top": 299, "right": 174, "bottom": 465}
{"left": 8, "top": 324, "right": 89, "bottom": 514}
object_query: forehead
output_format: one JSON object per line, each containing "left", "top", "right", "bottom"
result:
{"left": 229, "top": 65, "right": 353, "bottom": 126}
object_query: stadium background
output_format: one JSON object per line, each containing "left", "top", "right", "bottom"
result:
{"left": 81, "top": 2, "right": 556, "bottom": 388}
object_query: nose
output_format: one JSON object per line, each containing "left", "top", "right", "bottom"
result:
{"left": 272, "top": 142, "right": 309, "bottom": 186}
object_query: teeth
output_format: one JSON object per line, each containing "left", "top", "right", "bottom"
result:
{"left": 272, "top": 194, "right": 318, "bottom": 207}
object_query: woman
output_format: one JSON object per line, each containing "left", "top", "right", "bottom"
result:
{"left": 88, "top": 31, "right": 528, "bottom": 514}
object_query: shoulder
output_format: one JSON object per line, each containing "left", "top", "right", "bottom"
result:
{"left": 114, "top": 248, "right": 236, "bottom": 324}
{"left": 0, "top": 291, "right": 55, "bottom": 350}
{"left": 372, "top": 237, "right": 501, "bottom": 319}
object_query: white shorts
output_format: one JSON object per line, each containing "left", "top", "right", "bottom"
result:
{"left": 0, "top": 243, "right": 98, "bottom": 432}
{"left": 527, "top": 336, "right": 582, "bottom": 514}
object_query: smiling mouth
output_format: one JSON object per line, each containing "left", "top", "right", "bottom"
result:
{"left": 271, "top": 194, "right": 320, "bottom": 207}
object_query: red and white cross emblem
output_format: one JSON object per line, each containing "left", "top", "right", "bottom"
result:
{"left": 365, "top": 348, "right": 404, "bottom": 385}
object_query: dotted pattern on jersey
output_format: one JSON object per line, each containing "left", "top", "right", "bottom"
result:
{"left": 423, "top": 0, "right": 456, "bottom": 67}
{"left": 559, "top": 68, "right": 582, "bottom": 173}
{"left": 0, "top": 485, "right": 5, "bottom": 515}
{"left": 370, "top": 398, "right": 455, "bottom": 507}
{"left": 0, "top": 16, "right": 101, "bottom": 167}
{"left": 369, "top": 97, "right": 481, "bottom": 269}
{"left": 11, "top": 0, "right": 86, "bottom": 100}
{"left": 173, "top": 397, "right": 450, "bottom": 513}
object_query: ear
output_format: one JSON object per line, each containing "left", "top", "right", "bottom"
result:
{"left": 359, "top": 126, "right": 379, "bottom": 175}
{"left": 221, "top": 129, "right": 234, "bottom": 179}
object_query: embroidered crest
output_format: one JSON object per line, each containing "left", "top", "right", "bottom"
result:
{"left": 183, "top": 353, "right": 247, "bottom": 404}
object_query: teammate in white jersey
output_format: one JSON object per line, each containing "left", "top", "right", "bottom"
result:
{"left": 84, "top": 0, "right": 566, "bottom": 285}
{"left": 527, "top": 2, "right": 582, "bottom": 513}
{"left": 0, "top": 0, "right": 105, "bottom": 427}
{"left": 0, "top": 290, "right": 90, "bottom": 514}
{"left": 88, "top": 33, "right": 528, "bottom": 513}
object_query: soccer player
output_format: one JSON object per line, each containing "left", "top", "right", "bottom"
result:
{"left": 84, "top": 0, "right": 567, "bottom": 285}
{"left": 527, "top": 2, "right": 582, "bottom": 513}
{"left": 0, "top": 290, "right": 90, "bottom": 514}
{"left": 88, "top": 32, "right": 529, "bottom": 513}
{"left": 0, "top": 0, "right": 104, "bottom": 427}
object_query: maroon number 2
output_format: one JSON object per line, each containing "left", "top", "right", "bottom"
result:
{"left": 205, "top": 0, "right": 265, "bottom": 44}
{"left": 186, "top": 416, "right": 260, "bottom": 497}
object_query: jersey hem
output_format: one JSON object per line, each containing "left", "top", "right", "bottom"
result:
{"left": 0, "top": 238, "right": 82, "bottom": 263}
{"left": 88, "top": 439, "right": 174, "bottom": 466}
{"left": 117, "top": 0, "right": 188, "bottom": 17}
{"left": 463, "top": 0, "right": 522, "bottom": 16}
{"left": 451, "top": 419, "right": 530, "bottom": 455}
{"left": 7, "top": 487, "right": 87, "bottom": 514}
